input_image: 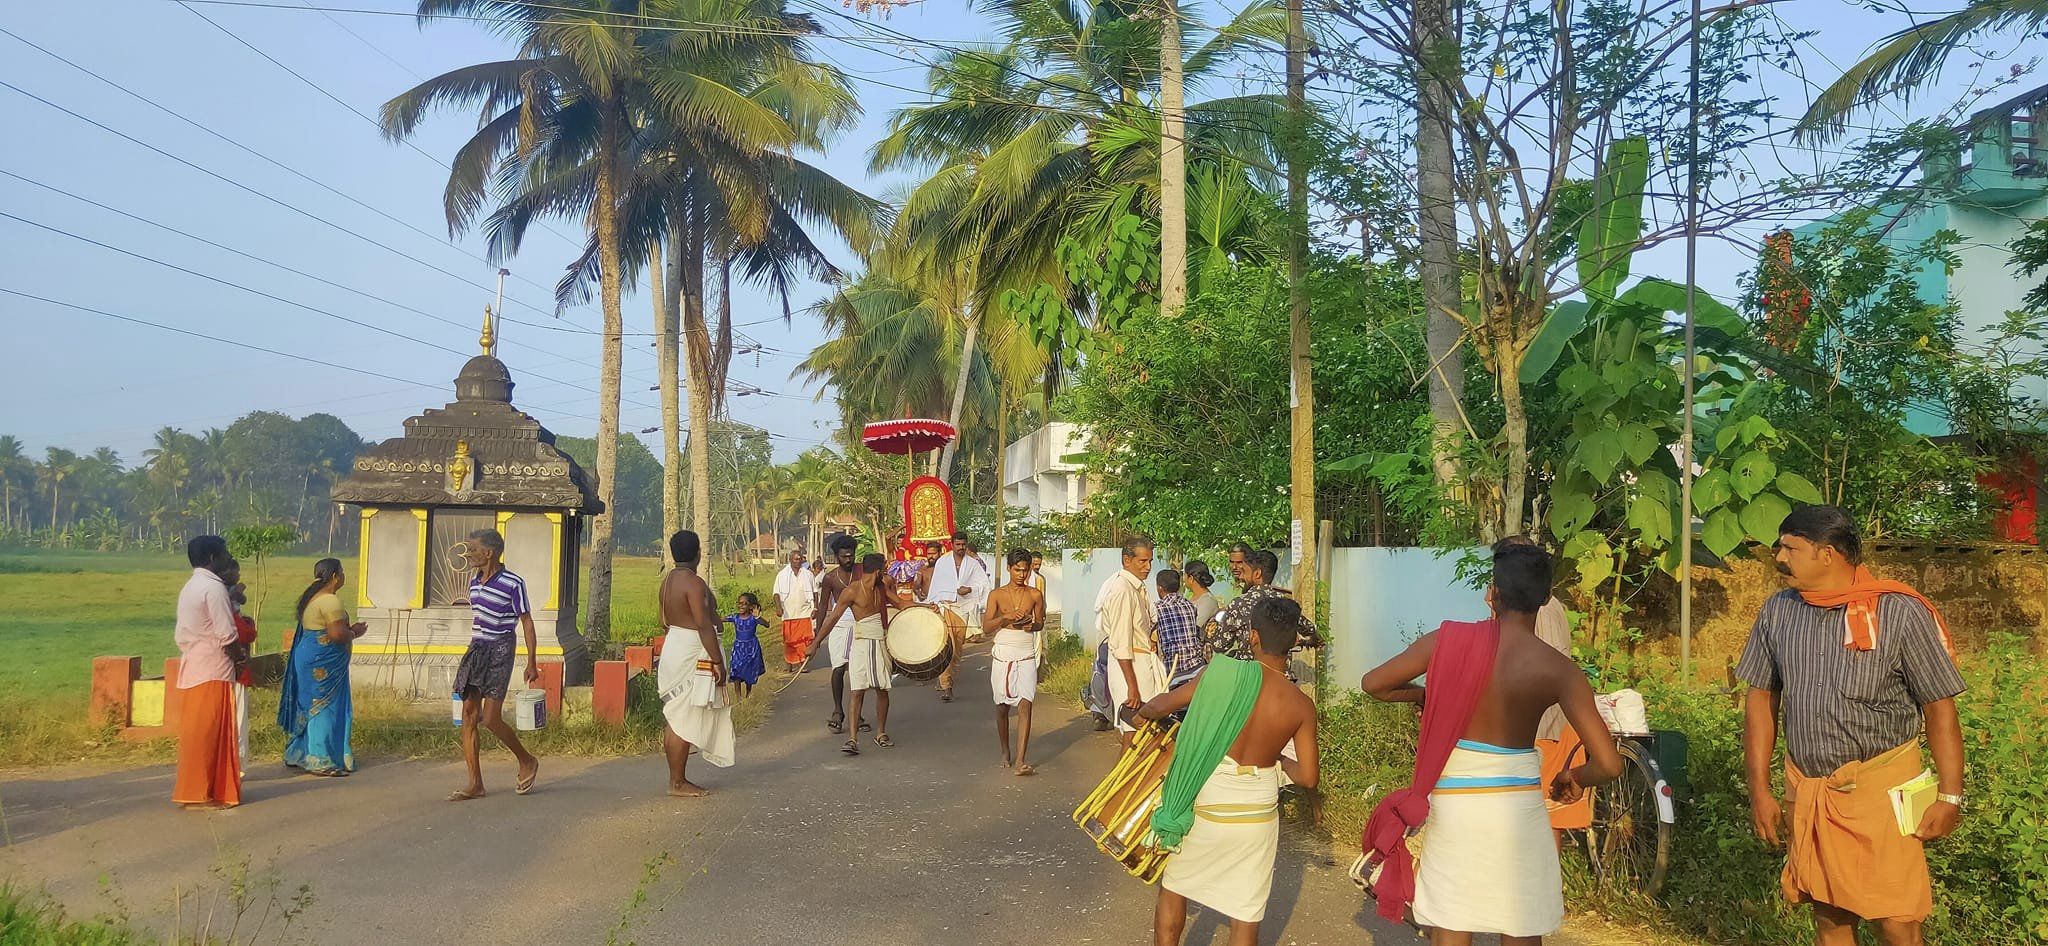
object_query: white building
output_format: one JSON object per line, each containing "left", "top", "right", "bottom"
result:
{"left": 1002, "top": 422, "right": 1093, "bottom": 516}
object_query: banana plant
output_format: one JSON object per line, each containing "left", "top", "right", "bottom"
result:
{"left": 1536, "top": 138, "right": 1821, "bottom": 598}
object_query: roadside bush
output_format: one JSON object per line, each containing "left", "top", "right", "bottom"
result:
{"left": 1317, "top": 638, "right": 2048, "bottom": 945}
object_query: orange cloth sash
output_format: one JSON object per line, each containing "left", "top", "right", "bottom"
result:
{"left": 172, "top": 680, "right": 242, "bottom": 807}
{"left": 781, "top": 617, "right": 815, "bottom": 664}
{"left": 1538, "top": 725, "right": 1593, "bottom": 831}
{"left": 1797, "top": 566, "right": 1953, "bottom": 655}
{"left": 1781, "top": 740, "right": 1930, "bottom": 922}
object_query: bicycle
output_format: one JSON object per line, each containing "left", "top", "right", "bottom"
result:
{"left": 1563, "top": 728, "right": 1686, "bottom": 896}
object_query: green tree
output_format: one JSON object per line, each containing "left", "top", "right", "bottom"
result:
{"left": 384, "top": 0, "right": 661, "bottom": 647}
{"left": 558, "top": 434, "right": 665, "bottom": 556}
{"left": 1798, "top": 1, "right": 2048, "bottom": 139}
{"left": 1066, "top": 257, "right": 1432, "bottom": 551}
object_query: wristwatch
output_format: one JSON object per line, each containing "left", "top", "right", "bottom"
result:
{"left": 1937, "top": 792, "right": 1965, "bottom": 808}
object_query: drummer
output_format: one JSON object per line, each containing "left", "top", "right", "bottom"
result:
{"left": 983, "top": 549, "right": 1046, "bottom": 775}
{"left": 814, "top": 552, "right": 925, "bottom": 756}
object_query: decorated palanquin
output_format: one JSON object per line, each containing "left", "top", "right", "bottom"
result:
{"left": 904, "top": 475, "right": 956, "bottom": 546}
{"left": 861, "top": 419, "right": 960, "bottom": 559}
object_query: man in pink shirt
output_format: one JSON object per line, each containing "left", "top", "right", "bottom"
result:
{"left": 173, "top": 535, "right": 242, "bottom": 809}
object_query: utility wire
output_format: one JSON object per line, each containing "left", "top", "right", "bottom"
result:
{"left": 0, "top": 208, "right": 664, "bottom": 410}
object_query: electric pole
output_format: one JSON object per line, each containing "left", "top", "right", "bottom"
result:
{"left": 1285, "top": 0, "right": 1316, "bottom": 597}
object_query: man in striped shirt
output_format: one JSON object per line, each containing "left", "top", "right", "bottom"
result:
{"left": 1738, "top": 505, "right": 1966, "bottom": 945}
{"left": 449, "top": 529, "right": 541, "bottom": 801}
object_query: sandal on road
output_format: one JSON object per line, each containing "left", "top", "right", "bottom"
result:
{"left": 857, "top": 720, "right": 872, "bottom": 733}
{"left": 827, "top": 714, "right": 845, "bottom": 734}
{"left": 874, "top": 734, "right": 895, "bottom": 749}
{"left": 840, "top": 739, "right": 860, "bottom": 756}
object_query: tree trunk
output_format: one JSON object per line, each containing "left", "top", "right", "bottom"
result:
{"left": 1414, "top": 0, "right": 1466, "bottom": 490}
{"left": 585, "top": 110, "right": 626, "bottom": 656}
{"left": 711, "top": 252, "right": 734, "bottom": 416}
{"left": 654, "top": 240, "right": 682, "bottom": 569}
{"left": 1497, "top": 336, "right": 1529, "bottom": 542}
{"left": 994, "top": 390, "right": 1007, "bottom": 557}
{"left": 680, "top": 217, "right": 716, "bottom": 582}
{"left": 937, "top": 317, "right": 980, "bottom": 480}
{"left": 1285, "top": 0, "right": 1317, "bottom": 597}
{"left": 1159, "top": 0, "right": 1187, "bottom": 318}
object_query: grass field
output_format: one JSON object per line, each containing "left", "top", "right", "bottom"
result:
{"left": 0, "top": 548, "right": 784, "bottom": 769}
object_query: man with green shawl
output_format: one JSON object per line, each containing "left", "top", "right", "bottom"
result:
{"left": 1136, "top": 597, "right": 1320, "bottom": 946}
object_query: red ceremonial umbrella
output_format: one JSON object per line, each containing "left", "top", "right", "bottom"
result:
{"left": 860, "top": 418, "right": 957, "bottom": 456}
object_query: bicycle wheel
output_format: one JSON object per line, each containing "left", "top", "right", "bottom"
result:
{"left": 1588, "top": 739, "right": 1673, "bottom": 895}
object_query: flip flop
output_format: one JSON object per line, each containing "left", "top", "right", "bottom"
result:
{"left": 841, "top": 739, "right": 860, "bottom": 756}
{"left": 857, "top": 720, "right": 872, "bottom": 733}
{"left": 447, "top": 788, "right": 485, "bottom": 802}
{"left": 1014, "top": 764, "right": 1035, "bottom": 776}
{"left": 516, "top": 762, "right": 539, "bottom": 795}
{"left": 874, "top": 734, "right": 895, "bottom": 749}
{"left": 827, "top": 713, "right": 845, "bottom": 733}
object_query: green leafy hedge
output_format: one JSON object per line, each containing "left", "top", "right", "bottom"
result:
{"left": 1318, "top": 638, "right": 2048, "bottom": 944}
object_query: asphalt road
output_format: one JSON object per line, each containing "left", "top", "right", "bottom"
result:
{"left": 1, "top": 644, "right": 1596, "bottom": 945}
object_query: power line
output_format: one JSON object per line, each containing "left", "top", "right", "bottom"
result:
{"left": 0, "top": 167, "right": 624, "bottom": 376}
{"left": 0, "top": 207, "right": 662, "bottom": 410}
{"left": 0, "top": 285, "right": 512, "bottom": 406}
{"left": 0, "top": 24, "right": 604, "bottom": 338}
{"left": 0, "top": 77, "right": 581, "bottom": 325}
{"left": 170, "top": 0, "right": 600, "bottom": 273}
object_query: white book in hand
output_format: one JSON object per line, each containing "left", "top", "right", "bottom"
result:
{"left": 1889, "top": 769, "right": 1939, "bottom": 836}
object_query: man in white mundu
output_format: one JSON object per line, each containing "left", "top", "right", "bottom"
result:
{"left": 655, "top": 530, "right": 734, "bottom": 797}
{"left": 925, "top": 530, "right": 989, "bottom": 702}
{"left": 1098, "top": 537, "right": 1166, "bottom": 749}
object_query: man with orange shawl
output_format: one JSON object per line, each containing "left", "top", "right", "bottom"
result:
{"left": 1739, "top": 505, "right": 1967, "bottom": 946}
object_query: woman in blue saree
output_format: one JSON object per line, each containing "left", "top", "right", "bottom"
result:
{"left": 280, "top": 558, "right": 364, "bottom": 775}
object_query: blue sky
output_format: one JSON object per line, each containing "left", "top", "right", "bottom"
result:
{"left": 0, "top": 0, "right": 2031, "bottom": 464}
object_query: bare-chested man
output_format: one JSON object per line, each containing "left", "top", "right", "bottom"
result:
{"left": 656, "top": 530, "right": 734, "bottom": 797}
{"left": 810, "top": 534, "right": 866, "bottom": 735}
{"left": 815, "top": 552, "right": 922, "bottom": 755}
{"left": 1360, "top": 540, "right": 1622, "bottom": 945}
{"left": 983, "top": 548, "right": 1046, "bottom": 774}
{"left": 1139, "top": 597, "right": 1319, "bottom": 946}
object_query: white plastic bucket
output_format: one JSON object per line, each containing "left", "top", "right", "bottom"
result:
{"left": 513, "top": 689, "right": 547, "bottom": 731}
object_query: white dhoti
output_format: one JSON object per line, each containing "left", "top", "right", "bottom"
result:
{"left": 1411, "top": 741, "right": 1562, "bottom": 937}
{"left": 1104, "top": 649, "right": 1168, "bottom": 732}
{"left": 827, "top": 612, "right": 854, "bottom": 668}
{"left": 1160, "top": 757, "right": 1282, "bottom": 923}
{"left": 657, "top": 626, "right": 735, "bottom": 767}
{"left": 846, "top": 614, "right": 891, "bottom": 691}
{"left": 990, "top": 630, "right": 1037, "bottom": 706}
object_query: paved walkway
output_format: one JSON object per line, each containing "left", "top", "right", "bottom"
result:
{"left": 2, "top": 644, "right": 1597, "bottom": 944}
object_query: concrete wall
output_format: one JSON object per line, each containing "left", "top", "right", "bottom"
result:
{"left": 1325, "top": 547, "right": 1489, "bottom": 694}
{"left": 364, "top": 508, "right": 422, "bottom": 609}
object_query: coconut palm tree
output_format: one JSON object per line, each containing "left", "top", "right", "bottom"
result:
{"left": 0, "top": 435, "right": 27, "bottom": 532}
{"left": 1799, "top": 1, "right": 2048, "bottom": 139}
{"left": 39, "top": 448, "right": 78, "bottom": 533}
{"left": 384, "top": 0, "right": 677, "bottom": 647}
{"left": 871, "top": 6, "right": 1287, "bottom": 305}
